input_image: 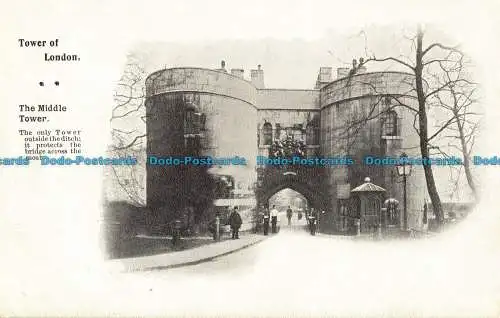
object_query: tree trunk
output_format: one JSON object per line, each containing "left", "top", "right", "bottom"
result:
{"left": 415, "top": 27, "right": 444, "bottom": 229}
{"left": 455, "top": 109, "right": 477, "bottom": 199}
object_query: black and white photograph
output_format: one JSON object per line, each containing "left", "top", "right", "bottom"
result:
{"left": 1, "top": 1, "right": 500, "bottom": 317}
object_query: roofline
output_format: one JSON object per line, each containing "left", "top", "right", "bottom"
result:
{"left": 322, "top": 71, "right": 415, "bottom": 90}
{"left": 257, "top": 108, "right": 320, "bottom": 112}
{"left": 146, "top": 89, "right": 258, "bottom": 110}
{"left": 145, "top": 66, "right": 254, "bottom": 85}
{"left": 257, "top": 88, "right": 319, "bottom": 92}
{"left": 146, "top": 68, "right": 420, "bottom": 92}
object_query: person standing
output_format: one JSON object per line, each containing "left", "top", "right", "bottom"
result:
{"left": 308, "top": 208, "right": 317, "bottom": 235}
{"left": 286, "top": 205, "right": 293, "bottom": 226}
{"left": 229, "top": 206, "right": 242, "bottom": 239}
{"left": 263, "top": 207, "right": 270, "bottom": 236}
{"left": 270, "top": 205, "right": 279, "bottom": 233}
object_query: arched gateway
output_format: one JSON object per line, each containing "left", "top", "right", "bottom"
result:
{"left": 256, "top": 167, "right": 329, "bottom": 213}
{"left": 144, "top": 62, "right": 427, "bottom": 233}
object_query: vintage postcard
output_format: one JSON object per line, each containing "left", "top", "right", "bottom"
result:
{"left": 1, "top": 1, "right": 500, "bottom": 317}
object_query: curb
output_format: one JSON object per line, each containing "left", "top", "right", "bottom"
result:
{"left": 129, "top": 236, "right": 267, "bottom": 272}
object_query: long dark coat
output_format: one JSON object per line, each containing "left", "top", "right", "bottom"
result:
{"left": 228, "top": 211, "right": 242, "bottom": 229}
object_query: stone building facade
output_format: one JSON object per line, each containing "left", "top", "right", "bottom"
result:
{"left": 144, "top": 62, "right": 428, "bottom": 233}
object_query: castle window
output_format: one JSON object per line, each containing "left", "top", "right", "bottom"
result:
{"left": 262, "top": 122, "right": 273, "bottom": 145}
{"left": 381, "top": 110, "right": 398, "bottom": 136}
{"left": 184, "top": 104, "right": 205, "bottom": 154}
{"left": 184, "top": 107, "right": 206, "bottom": 136}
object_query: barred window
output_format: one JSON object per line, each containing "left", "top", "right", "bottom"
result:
{"left": 382, "top": 110, "right": 398, "bottom": 136}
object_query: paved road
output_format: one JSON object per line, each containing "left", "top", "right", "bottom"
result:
{"left": 156, "top": 219, "right": 312, "bottom": 276}
{"left": 7, "top": 218, "right": 496, "bottom": 317}
{"left": 117, "top": 219, "right": 497, "bottom": 317}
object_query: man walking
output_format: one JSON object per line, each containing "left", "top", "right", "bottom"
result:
{"left": 229, "top": 206, "right": 242, "bottom": 239}
{"left": 286, "top": 205, "right": 293, "bottom": 226}
{"left": 270, "top": 205, "right": 279, "bottom": 234}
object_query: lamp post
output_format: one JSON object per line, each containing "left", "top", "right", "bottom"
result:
{"left": 396, "top": 153, "right": 412, "bottom": 232}
{"left": 215, "top": 211, "right": 221, "bottom": 241}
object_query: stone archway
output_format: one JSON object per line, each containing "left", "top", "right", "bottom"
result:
{"left": 256, "top": 166, "right": 329, "bottom": 212}
{"left": 261, "top": 181, "right": 325, "bottom": 211}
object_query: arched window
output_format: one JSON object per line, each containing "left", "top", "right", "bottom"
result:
{"left": 262, "top": 122, "right": 273, "bottom": 146}
{"left": 381, "top": 110, "right": 398, "bottom": 136}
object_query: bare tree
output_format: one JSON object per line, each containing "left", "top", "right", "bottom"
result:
{"left": 428, "top": 55, "right": 480, "bottom": 199}
{"left": 107, "top": 53, "right": 148, "bottom": 205}
{"left": 107, "top": 56, "right": 220, "bottom": 234}
{"left": 111, "top": 53, "right": 147, "bottom": 150}
{"left": 337, "top": 25, "right": 481, "bottom": 229}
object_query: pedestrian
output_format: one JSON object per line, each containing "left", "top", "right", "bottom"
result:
{"left": 308, "top": 210, "right": 317, "bottom": 235}
{"left": 229, "top": 206, "right": 242, "bottom": 239}
{"left": 298, "top": 209, "right": 303, "bottom": 221}
{"left": 263, "top": 207, "right": 270, "bottom": 236}
{"left": 270, "top": 205, "right": 279, "bottom": 233}
{"left": 286, "top": 205, "right": 293, "bottom": 226}
{"left": 172, "top": 219, "right": 182, "bottom": 245}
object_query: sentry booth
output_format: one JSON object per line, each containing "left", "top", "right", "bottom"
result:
{"left": 350, "top": 177, "right": 386, "bottom": 235}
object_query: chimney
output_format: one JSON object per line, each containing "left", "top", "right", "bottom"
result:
{"left": 315, "top": 67, "right": 332, "bottom": 88}
{"left": 231, "top": 68, "right": 245, "bottom": 79}
{"left": 251, "top": 64, "right": 264, "bottom": 88}
{"left": 337, "top": 67, "right": 350, "bottom": 79}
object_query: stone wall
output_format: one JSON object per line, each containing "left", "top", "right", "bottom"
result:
{"left": 319, "top": 72, "right": 426, "bottom": 232}
{"left": 145, "top": 68, "right": 258, "bottom": 215}
{"left": 257, "top": 89, "right": 319, "bottom": 110}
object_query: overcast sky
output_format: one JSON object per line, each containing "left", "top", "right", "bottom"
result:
{"left": 130, "top": 25, "right": 462, "bottom": 89}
